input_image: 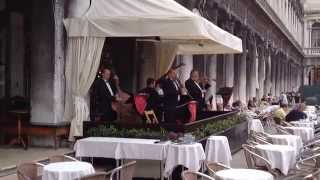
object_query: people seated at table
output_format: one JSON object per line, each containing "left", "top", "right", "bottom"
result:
{"left": 260, "top": 95, "right": 269, "bottom": 107}
{"left": 93, "top": 67, "right": 118, "bottom": 121}
{"left": 279, "top": 92, "right": 288, "bottom": 105}
{"left": 232, "top": 100, "right": 245, "bottom": 111}
{"left": 285, "top": 103, "right": 307, "bottom": 122}
{"left": 274, "top": 103, "right": 288, "bottom": 124}
{"left": 247, "top": 98, "right": 257, "bottom": 111}
{"left": 185, "top": 70, "right": 206, "bottom": 112}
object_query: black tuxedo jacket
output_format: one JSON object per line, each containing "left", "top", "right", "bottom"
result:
{"left": 185, "top": 79, "right": 205, "bottom": 109}
{"left": 161, "top": 79, "right": 180, "bottom": 108}
{"left": 138, "top": 87, "right": 162, "bottom": 110}
{"left": 94, "top": 78, "right": 118, "bottom": 118}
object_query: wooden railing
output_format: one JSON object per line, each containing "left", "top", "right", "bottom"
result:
{"left": 304, "top": 48, "right": 320, "bottom": 56}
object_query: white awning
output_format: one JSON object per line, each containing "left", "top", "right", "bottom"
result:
{"left": 64, "top": 0, "right": 242, "bottom": 54}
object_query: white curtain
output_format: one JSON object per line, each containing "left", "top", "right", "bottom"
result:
{"left": 64, "top": 37, "right": 105, "bottom": 141}
{"left": 155, "top": 41, "right": 178, "bottom": 78}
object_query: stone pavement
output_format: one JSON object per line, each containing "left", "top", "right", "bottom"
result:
{"left": 0, "top": 147, "right": 72, "bottom": 179}
{"left": 0, "top": 149, "right": 247, "bottom": 180}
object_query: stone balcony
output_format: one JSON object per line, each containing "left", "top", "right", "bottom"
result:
{"left": 304, "top": 47, "right": 320, "bottom": 57}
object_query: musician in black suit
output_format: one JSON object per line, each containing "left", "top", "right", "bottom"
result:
{"left": 94, "top": 68, "right": 118, "bottom": 121}
{"left": 161, "top": 69, "right": 181, "bottom": 123}
{"left": 138, "top": 78, "right": 162, "bottom": 113}
{"left": 185, "top": 70, "right": 206, "bottom": 111}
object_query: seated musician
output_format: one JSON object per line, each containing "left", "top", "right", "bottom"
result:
{"left": 185, "top": 70, "right": 206, "bottom": 112}
{"left": 138, "top": 78, "right": 163, "bottom": 117}
{"left": 94, "top": 67, "right": 118, "bottom": 121}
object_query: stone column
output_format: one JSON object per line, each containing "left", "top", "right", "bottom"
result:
{"left": 271, "top": 50, "right": 277, "bottom": 96}
{"left": 257, "top": 43, "right": 266, "bottom": 99}
{"left": 222, "top": 20, "right": 235, "bottom": 103}
{"left": 238, "top": 29, "right": 248, "bottom": 104}
{"left": 264, "top": 46, "right": 272, "bottom": 95}
{"left": 31, "top": 0, "right": 65, "bottom": 125}
{"left": 179, "top": 55, "right": 193, "bottom": 83}
{"left": 53, "top": 0, "right": 66, "bottom": 124}
{"left": 275, "top": 54, "right": 281, "bottom": 96}
{"left": 288, "top": 63, "right": 292, "bottom": 91}
{"left": 247, "top": 33, "right": 257, "bottom": 99}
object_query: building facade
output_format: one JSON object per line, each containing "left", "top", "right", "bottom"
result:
{"left": 302, "top": 0, "right": 320, "bottom": 85}
{"left": 0, "top": 0, "right": 318, "bottom": 126}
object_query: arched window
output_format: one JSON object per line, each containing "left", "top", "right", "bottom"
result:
{"left": 311, "top": 22, "right": 320, "bottom": 47}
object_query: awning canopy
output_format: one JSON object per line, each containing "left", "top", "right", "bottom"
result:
{"left": 64, "top": 0, "right": 242, "bottom": 54}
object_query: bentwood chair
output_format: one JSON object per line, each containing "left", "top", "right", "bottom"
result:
{"left": 206, "top": 162, "right": 231, "bottom": 176}
{"left": 78, "top": 172, "right": 112, "bottom": 180}
{"left": 242, "top": 144, "right": 278, "bottom": 177}
{"left": 252, "top": 134, "right": 272, "bottom": 145}
{"left": 17, "top": 162, "right": 44, "bottom": 180}
{"left": 303, "top": 168, "right": 320, "bottom": 180}
{"left": 181, "top": 170, "right": 215, "bottom": 180}
{"left": 276, "top": 125, "right": 292, "bottom": 135}
{"left": 282, "top": 121, "right": 294, "bottom": 127}
{"left": 283, "top": 154, "right": 320, "bottom": 180}
{"left": 49, "top": 155, "right": 78, "bottom": 163}
{"left": 110, "top": 161, "right": 136, "bottom": 180}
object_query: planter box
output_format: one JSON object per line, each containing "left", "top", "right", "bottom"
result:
{"left": 198, "top": 120, "right": 248, "bottom": 153}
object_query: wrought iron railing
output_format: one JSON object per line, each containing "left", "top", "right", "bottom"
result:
{"left": 304, "top": 48, "right": 320, "bottom": 56}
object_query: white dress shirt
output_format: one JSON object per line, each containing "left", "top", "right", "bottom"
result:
{"left": 104, "top": 80, "right": 114, "bottom": 96}
{"left": 193, "top": 80, "right": 204, "bottom": 98}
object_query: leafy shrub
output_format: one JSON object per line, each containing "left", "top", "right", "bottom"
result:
{"left": 87, "top": 113, "right": 246, "bottom": 140}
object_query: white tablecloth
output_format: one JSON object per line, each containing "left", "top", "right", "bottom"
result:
{"left": 283, "top": 127, "right": 314, "bottom": 143}
{"left": 248, "top": 119, "right": 264, "bottom": 133}
{"left": 205, "top": 136, "right": 232, "bottom": 166}
{"left": 290, "top": 121, "right": 314, "bottom": 129}
{"left": 74, "top": 137, "right": 169, "bottom": 160}
{"left": 42, "top": 162, "right": 94, "bottom": 180}
{"left": 255, "top": 144, "right": 296, "bottom": 175}
{"left": 261, "top": 105, "right": 279, "bottom": 114}
{"left": 215, "top": 169, "right": 274, "bottom": 180}
{"left": 267, "top": 134, "right": 303, "bottom": 155}
{"left": 164, "top": 143, "right": 205, "bottom": 177}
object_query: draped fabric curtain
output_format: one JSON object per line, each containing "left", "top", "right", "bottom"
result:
{"left": 155, "top": 41, "right": 178, "bottom": 78}
{"left": 64, "top": 37, "right": 105, "bottom": 141}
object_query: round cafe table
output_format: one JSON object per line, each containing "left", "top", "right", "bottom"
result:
{"left": 215, "top": 169, "right": 273, "bottom": 180}
{"left": 42, "top": 161, "right": 95, "bottom": 180}
{"left": 283, "top": 126, "right": 314, "bottom": 143}
{"left": 255, "top": 144, "right": 296, "bottom": 175}
{"left": 205, "top": 136, "right": 232, "bottom": 166}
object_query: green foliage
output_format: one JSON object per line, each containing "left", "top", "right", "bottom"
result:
{"left": 86, "top": 113, "right": 246, "bottom": 140}
{"left": 87, "top": 125, "right": 168, "bottom": 139}
{"left": 192, "top": 113, "right": 245, "bottom": 140}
